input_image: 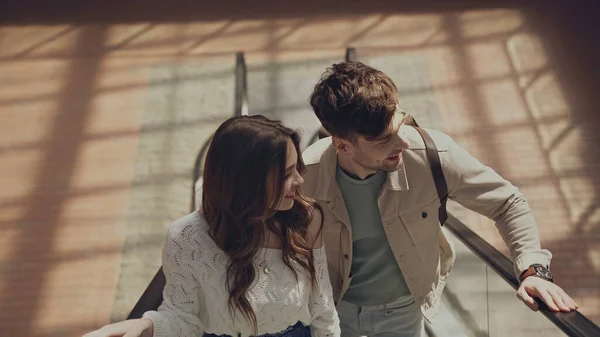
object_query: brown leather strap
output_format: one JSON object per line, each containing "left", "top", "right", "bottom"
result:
{"left": 412, "top": 126, "right": 449, "bottom": 226}
{"left": 519, "top": 265, "right": 537, "bottom": 283}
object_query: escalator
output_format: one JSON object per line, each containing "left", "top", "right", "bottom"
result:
{"left": 126, "top": 50, "right": 600, "bottom": 337}
{"left": 246, "top": 53, "right": 339, "bottom": 151}
{"left": 431, "top": 218, "right": 599, "bottom": 337}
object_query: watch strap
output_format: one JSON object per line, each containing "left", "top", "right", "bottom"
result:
{"left": 519, "top": 264, "right": 553, "bottom": 283}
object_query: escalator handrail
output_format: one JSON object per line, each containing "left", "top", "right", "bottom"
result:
{"left": 446, "top": 213, "right": 600, "bottom": 337}
{"left": 235, "top": 52, "right": 249, "bottom": 117}
{"left": 126, "top": 52, "right": 248, "bottom": 319}
{"left": 346, "top": 47, "right": 357, "bottom": 62}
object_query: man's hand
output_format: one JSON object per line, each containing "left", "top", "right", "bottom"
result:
{"left": 517, "top": 277, "right": 578, "bottom": 312}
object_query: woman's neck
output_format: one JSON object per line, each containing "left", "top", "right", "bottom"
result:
{"left": 262, "top": 220, "right": 283, "bottom": 249}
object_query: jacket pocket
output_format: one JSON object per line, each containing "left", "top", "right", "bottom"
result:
{"left": 399, "top": 197, "right": 441, "bottom": 245}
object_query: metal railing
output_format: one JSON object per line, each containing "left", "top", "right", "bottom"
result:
{"left": 445, "top": 214, "right": 600, "bottom": 337}
{"left": 126, "top": 51, "right": 248, "bottom": 320}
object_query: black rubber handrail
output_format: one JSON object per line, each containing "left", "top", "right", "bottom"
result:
{"left": 346, "top": 47, "right": 357, "bottom": 62}
{"left": 235, "top": 51, "right": 249, "bottom": 117}
{"left": 189, "top": 51, "right": 247, "bottom": 211}
{"left": 126, "top": 52, "right": 248, "bottom": 319}
{"left": 445, "top": 213, "right": 600, "bottom": 337}
{"left": 126, "top": 267, "right": 165, "bottom": 319}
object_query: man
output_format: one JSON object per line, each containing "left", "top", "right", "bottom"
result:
{"left": 301, "top": 62, "right": 577, "bottom": 337}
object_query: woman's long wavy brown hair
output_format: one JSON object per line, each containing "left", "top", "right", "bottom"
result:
{"left": 202, "top": 115, "right": 323, "bottom": 333}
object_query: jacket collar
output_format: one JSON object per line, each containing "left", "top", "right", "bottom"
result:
{"left": 313, "top": 142, "right": 409, "bottom": 201}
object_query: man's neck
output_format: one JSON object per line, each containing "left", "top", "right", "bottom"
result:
{"left": 337, "top": 154, "right": 377, "bottom": 180}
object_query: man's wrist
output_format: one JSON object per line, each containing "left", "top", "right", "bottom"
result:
{"left": 519, "top": 264, "right": 553, "bottom": 283}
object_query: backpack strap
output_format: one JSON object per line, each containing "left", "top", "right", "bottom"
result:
{"left": 411, "top": 124, "right": 449, "bottom": 226}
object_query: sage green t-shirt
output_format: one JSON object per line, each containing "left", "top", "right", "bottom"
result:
{"left": 336, "top": 166, "right": 412, "bottom": 305}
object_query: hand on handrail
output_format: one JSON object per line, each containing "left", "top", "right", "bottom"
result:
{"left": 517, "top": 277, "right": 578, "bottom": 313}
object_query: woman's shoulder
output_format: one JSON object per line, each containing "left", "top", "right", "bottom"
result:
{"left": 166, "top": 211, "right": 211, "bottom": 249}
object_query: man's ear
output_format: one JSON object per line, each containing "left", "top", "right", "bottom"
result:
{"left": 332, "top": 137, "right": 352, "bottom": 155}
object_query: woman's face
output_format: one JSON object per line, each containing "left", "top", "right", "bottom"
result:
{"left": 273, "top": 138, "right": 304, "bottom": 211}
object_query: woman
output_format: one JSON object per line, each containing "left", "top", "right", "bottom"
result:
{"left": 85, "top": 115, "right": 340, "bottom": 337}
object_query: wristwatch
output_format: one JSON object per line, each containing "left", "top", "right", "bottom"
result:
{"left": 519, "top": 264, "right": 553, "bottom": 283}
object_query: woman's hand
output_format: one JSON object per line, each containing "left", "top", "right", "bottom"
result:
{"left": 83, "top": 318, "right": 154, "bottom": 337}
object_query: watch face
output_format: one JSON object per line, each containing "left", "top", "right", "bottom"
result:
{"left": 534, "top": 265, "right": 553, "bottom": 279}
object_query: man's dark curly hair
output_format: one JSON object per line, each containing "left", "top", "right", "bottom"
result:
{"left": 309, "top": 61, "right": 398, "bottom": 141}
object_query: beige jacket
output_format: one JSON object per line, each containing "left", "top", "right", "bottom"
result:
{"left": 301, "top": 126, "right": 552, "bottom": 321}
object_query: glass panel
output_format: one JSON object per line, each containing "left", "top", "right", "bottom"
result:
{"left": 427, "top": 228, "right": 567, "bottom": 337}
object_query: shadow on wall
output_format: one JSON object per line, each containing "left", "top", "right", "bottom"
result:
{"left": 0, "top": 1, "right": 598, "bottom": 334}
{"left": 0, "top": 26, "right": 108, "bottom": 336}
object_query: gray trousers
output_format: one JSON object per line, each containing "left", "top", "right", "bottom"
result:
{"left": 338, "top": 296, "right": 425, "bottom": 337}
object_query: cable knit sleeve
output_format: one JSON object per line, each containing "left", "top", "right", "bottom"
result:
{"left": 308, "top": 246, "right": 341, "bottom": 337}
{"left": 142, "top": 219, "right": 205, "bottom": 337}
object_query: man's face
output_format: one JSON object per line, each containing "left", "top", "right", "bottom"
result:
{"left": 341, "top": 112, "right": 411, "bottom": 173}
